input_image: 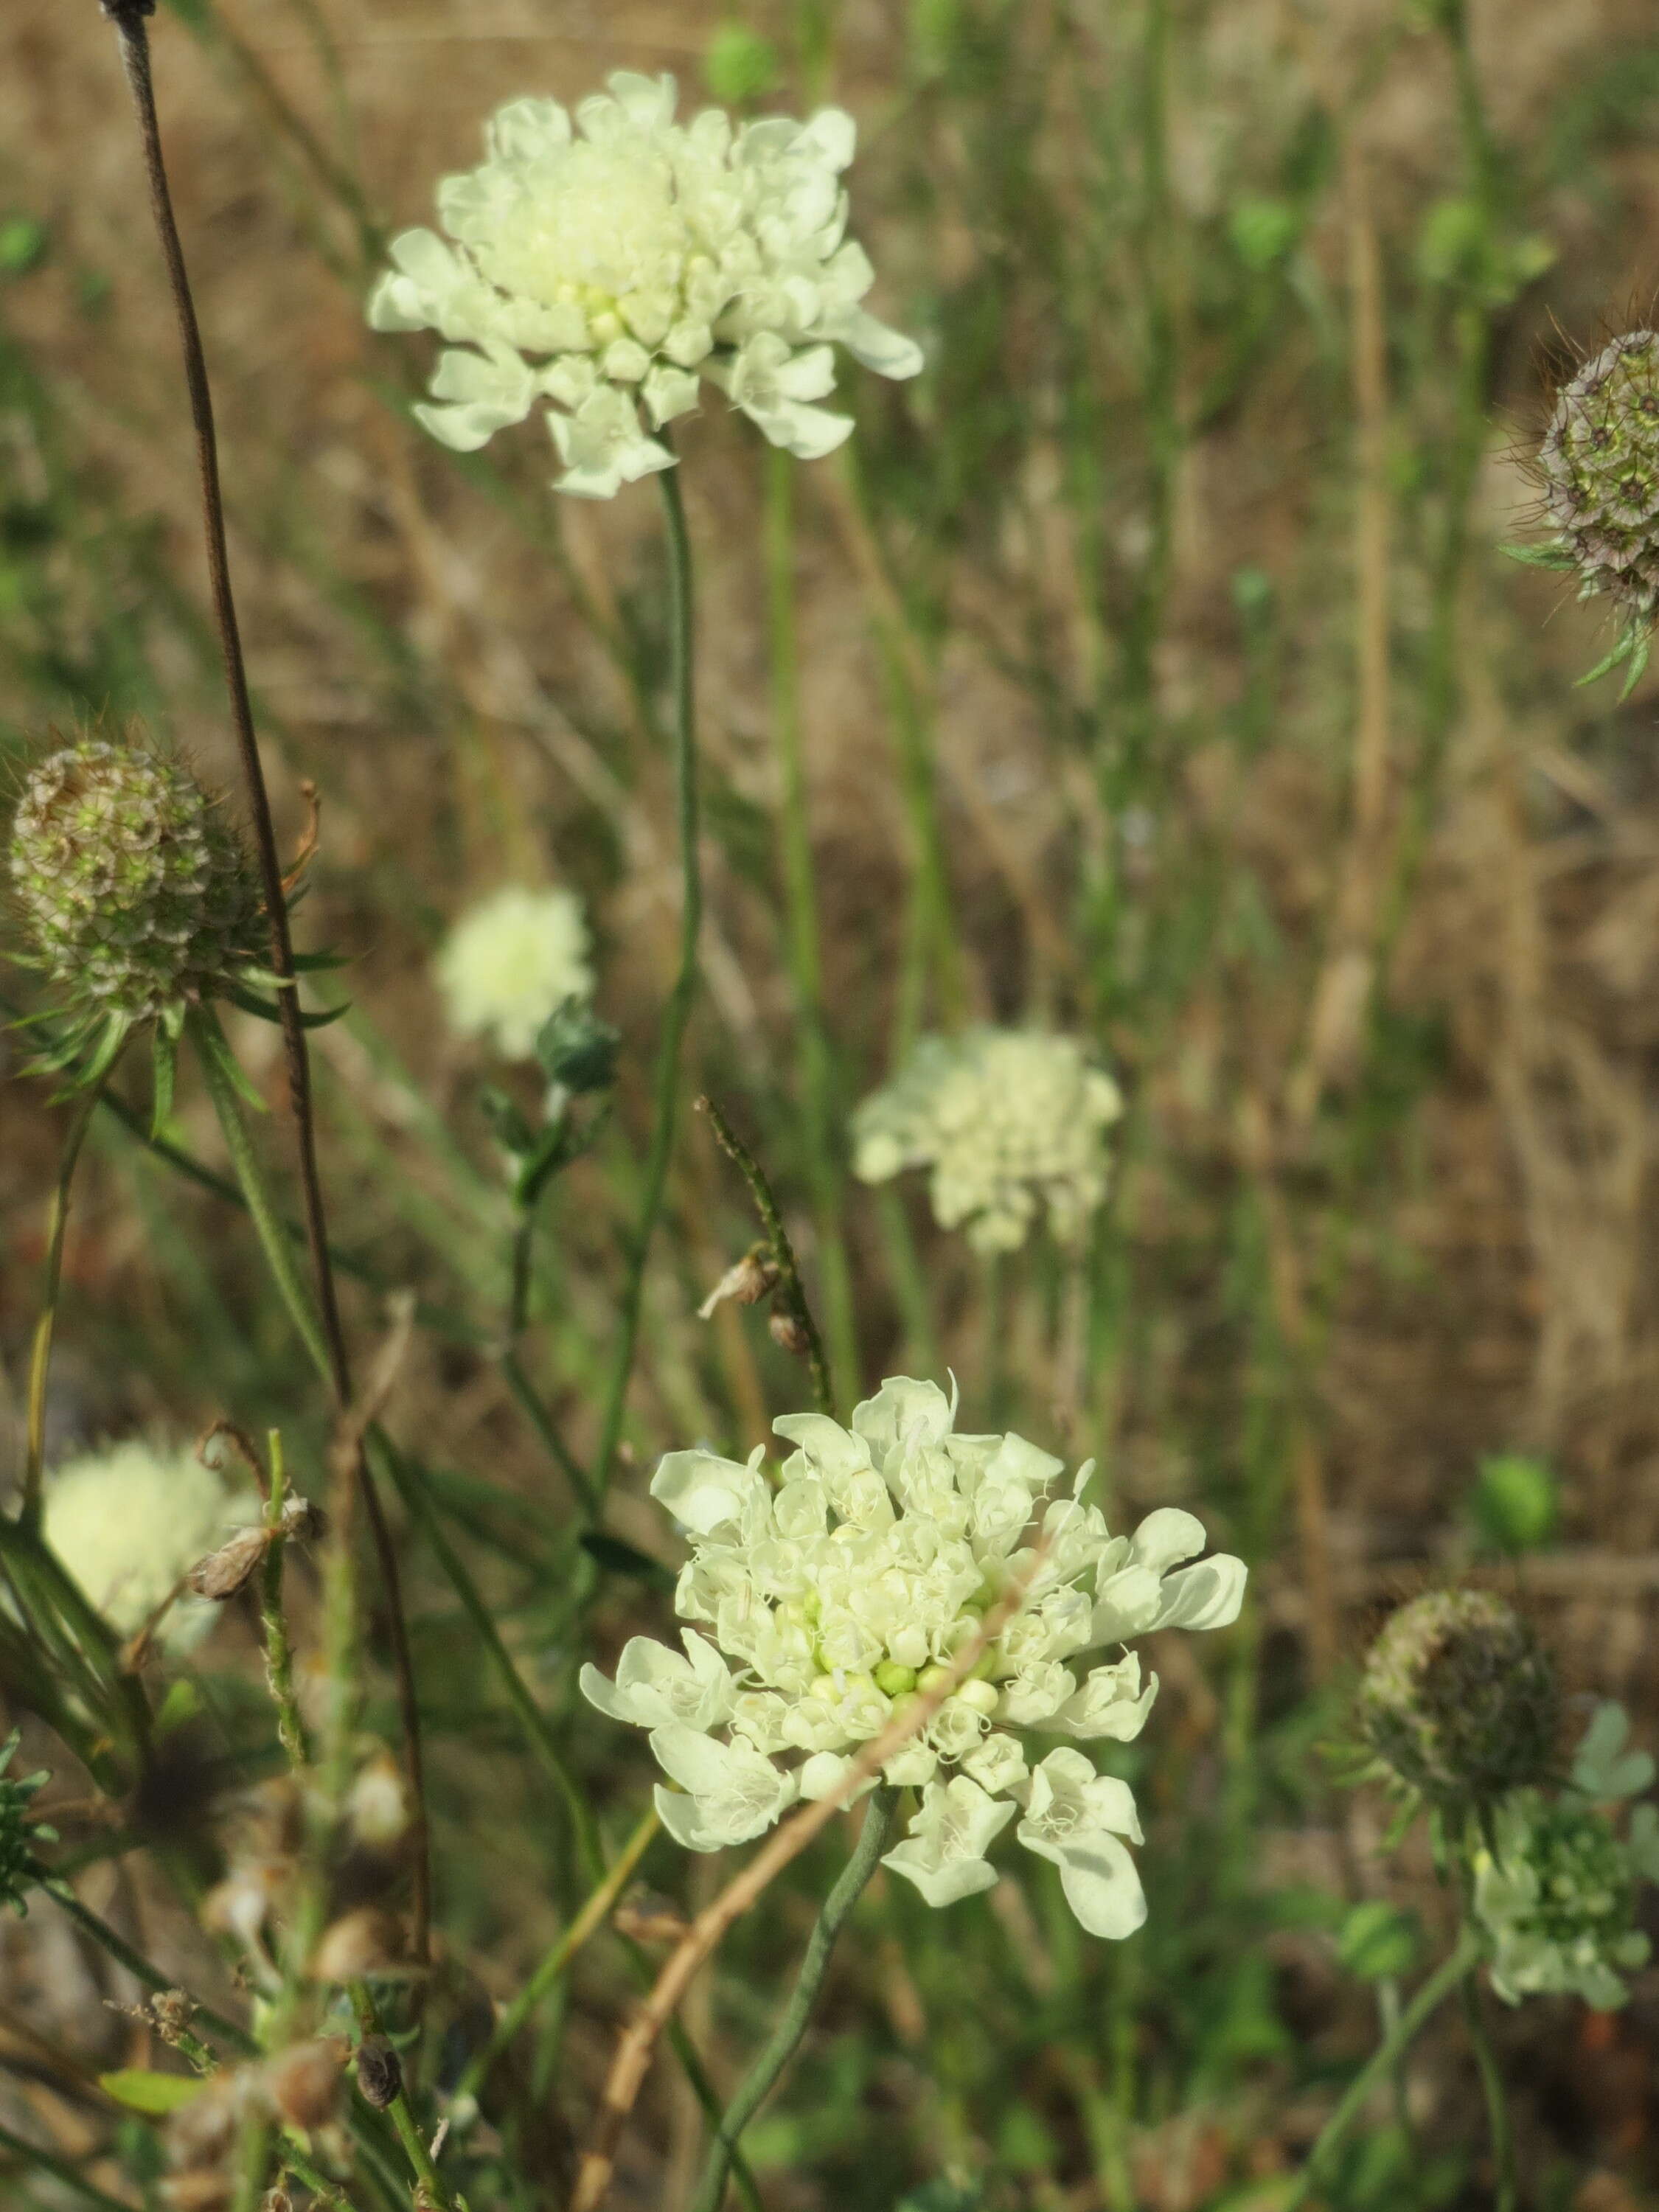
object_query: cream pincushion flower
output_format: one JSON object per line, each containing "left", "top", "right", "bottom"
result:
{"left": 581, "top": 1377, "right": 1245, "bottom": 1937}
{"left": 41, "top": 1440, "right": 250, "bottom": 1652}
{"left": 436, "top": 884, "right": 593, "bottom": 1061}
{"left": 852, "top": 1029, "right": 1124, "bottom": 1254}
{"left": 368, "top": 72, "right": 921, "bottom": 498}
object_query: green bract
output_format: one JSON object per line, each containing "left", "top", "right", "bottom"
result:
{"left": 0, "top": 1732, "right": 55, "bottom": 1918}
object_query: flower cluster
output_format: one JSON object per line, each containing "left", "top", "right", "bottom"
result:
{"left": 582, "top": 1377, "right": 1245, "bottom": 1937}
{"left": 43, "top": 1440, "right": 254, "bottom": 1652}
{"left": 1473, "top": 1705, "right": 1659, "bottom": 2010}
{"left": 852, "top": 1029, "right": 1124, "bottom": 1254}
{"left": 0, "top": 1733, "right": 54, "bottom": 1918}
{"left": 436, "top": 884, "right": 594, "bottom": 1061}
{"left": 8, "top": 729, "right": 263, "bottom": 1039}
{"left": 369, "top": 72, "right": 920, "bottom": 498}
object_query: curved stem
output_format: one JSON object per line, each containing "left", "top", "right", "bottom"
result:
{"left": 106, "top": 3, "right": 431, "bottom": 1967}
{"left": 593, "top": 457, "right": 700, "bottom": 1493}
{"left": 1460, "top": 1937, "right": 1517, "bottom": 2211}
{"left": 1283, "top": 1927, "right": 1484, "bottom": 2210}
{"left": 20, "top": 1080, "right": 108, "bottom": 1531}
{"left": 689, "top": 1788, "right": 898, "bottom": 2212}
{"left": 699, "top": 1093, "right": 833, "bottom": 1418}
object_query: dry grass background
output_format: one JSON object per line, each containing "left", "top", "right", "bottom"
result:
{"left": 10, "top": 0, "right": 1659, "bottom": 2205}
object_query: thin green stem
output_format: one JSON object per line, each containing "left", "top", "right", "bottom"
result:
{"left": 258, "top": 1430, "right": 310, "bottom": 1770}
{"left": 1460, "top": 1937, "right": 1517, "bottom": 2210}
{"left": 689, "top": 1788, "right": 898, "bottom": 2212}
{"left": 0, "top": 2117, "right": 137, "bottom": 2212}
{"left": 372, "top": 1433, "right": 599, "bottom": 1876}
{"left": 1283, "top": 1927, "right": 1484, "bottom": 2208}
{"left": 698, "top": 1093, "right": 834, "bottom": 1418}
{"left": 38, "top": 1875, "right": 257, "bottom": 2056}
{"left": 456, "top": 1806, "right": 659, "bottom": 2104}
{"left": 189, "top": 1008, "right": 331, "bottom": 1382}
{"left": 21, "top": 1080, "right": 108, "bottom": 1531}
{"left": 348, "top": 1982, "right": 453, "bottom": 2211}
{"left": 764, "top": 447, "right": 859, "bottom": 1394}
{"left": 593, "top": 455, "right": 701, "bottom": 1492}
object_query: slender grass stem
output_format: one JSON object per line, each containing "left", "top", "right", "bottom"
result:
{"left": 38, "top": 1874, "right": 257, "bottom": 2056}
{"left": 20, "top": 1079, "right": 108, "bottom": 1531}
{"left": 0, "top": 2117, "right": 137, "bottom": 2212}
{"left": 456, "top": 1806, "right": 660, "bottom": 2104}
{"left": 348, "top": 1982, "right": 453, "bottom": 2211}
{"left": 593, "top": 456, "right": 700, "bottom": 1492}
{"left": 764, "top": 448, "right": 860, "bottom": 1394}
{"left": 688, "top": 1788, "right": 897, "bottom": 2212}
{"left": 1460, "top": 1932, "right": 1517, "bottom": 2210}
{"left": 258, "top": 1430, "right": 310, "bottom": 1770}
{"left": 105, "top": 0, "right": 431, "bottom": 1966}
{"left": 1283, "top": 1927, "right": 1484, "bottom": 2208}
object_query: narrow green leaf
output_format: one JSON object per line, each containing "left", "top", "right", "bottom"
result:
{"left": 99, "top": 2068, "right": 207, "bottom": 2116}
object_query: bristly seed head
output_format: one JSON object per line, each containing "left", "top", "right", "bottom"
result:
{"left": 1541, "top": 330, "right": 1659, "bottom": 626}
{"left": 7, "top": 726, "right": 265, "bottom": 1032}
{"left": 1357, "top": 1588, "right": 1559, "bottom": 1808}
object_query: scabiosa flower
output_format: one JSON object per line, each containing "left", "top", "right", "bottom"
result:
{"left": 1473, "top": 1704, "right": 1659, "bottom": 2009}
{"left": 0, "top": 1734, "right": 55, "bottom": 1918}
{"left": 581, "top": 1376, "right": 1245, "bottom": 1937}
{"left": 1357, "top": 1590, "right": 1558, "bottom": 1811}
{"left": 852, "top": 1030, "right": 1124, "bottom": 1255}
{"left": 1517, "top": 329, "right": 1659, "bottom": 696}
{"left": 435, "top": 884, "right": 594, "bottom": 1061}
{"left": 366, "top": 72, "right": 921, "bottom": 498}
{"left": 7, "top": 728, "right": 265, "bottom": 1091}
{"left": 42, "top": 1440, "right": 254, "bottom": 1652}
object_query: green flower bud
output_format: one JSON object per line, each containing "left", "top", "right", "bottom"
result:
{"left": 1357, "top": 1590, "right": 1558, "bottom": 1806}
{"left": 8, "top": 728, "right": 265, "bottom": 1028}
{"left": 0, "top": 1732, "right": 55, "bottom": 1918}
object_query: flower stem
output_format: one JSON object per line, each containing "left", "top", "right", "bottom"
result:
{"left": 688, "top": 1787, "right": 899, "bottom": 2212}
{"left": 105, "top": 0, "right": 431, "bottom": 1969}
{"left": 347, "top": 1982, "right": 453, "bottom": 2211}
{"left": 1460, "top": 1934, "right": 1517, "bottom": 2211}
{"left": 20, "top": 1079, "right": 108, "bottom": 1532}
{"left": 1283, "top": 1926, "right": 1484, "bottom": 2208}
{"left": 258, "top": 1430, "right": 310, "bottom": 1770}
{"left": 38, "top": 1874, "right": 257, "bottom": 2057}
{"left": 593, "top": 456, "right": 701, "bottom": 1492}
{"left": 764, "top": 447, "right": 860, "bottom": 1396}
{"left": 698, "top": 1093, "right": 835, "bottom": 1418}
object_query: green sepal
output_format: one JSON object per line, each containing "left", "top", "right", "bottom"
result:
{"left": 1576, "top": 625, "right": 1641, "bottom": 689}
{"left": 1617, "top": 631, "right": 1652, "bottom": 703}
{"left": 58, "top": 1011, "right": 131, "bottom": 1099}
{"left": 1498, "top": 540, "right": 1576, "bottom": 571}
{"left": 189, "top": 1006, "right": 269, "bottom": 1114}
{"left": 151, "top": 1019, "right": 179, "bottom": 1137}
{"left": 227, "top": 986, "right": 350, "bottom": 1032}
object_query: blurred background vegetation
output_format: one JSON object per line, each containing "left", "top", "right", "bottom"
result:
{"left": 7, "top": 0, "right": 1659, "bottom": 2205}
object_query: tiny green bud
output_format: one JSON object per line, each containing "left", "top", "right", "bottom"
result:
{"left": 703, "top": 23, "right": 778, "bottom": 107}
{"left": 875, "top": 1660, "right": 917, "bottom": 1697}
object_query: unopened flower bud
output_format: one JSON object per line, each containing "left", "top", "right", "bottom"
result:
{"left": 266, "top": 2038, "right": 347, "bottom": 2131}
{"left": 8, "top": 728, "right": 263, "bottom": 1029}
{"left": 1358, "top": 1589, "right": 1558, "bottom": 1805}
{"left": 355, "top": 2035, "right": 402, "bottom": 2111}
{"left": 1541, "top": 331, "right": 1659, "bottom": 630}
{"left": 768, "top": 1307, "right": 812, "bottom": 1356}
{"left": 698, "top": 1247, "right": 779, "bottom": 1319}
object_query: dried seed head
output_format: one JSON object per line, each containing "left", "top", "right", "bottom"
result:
{"left": 265, "top": 2038, "right": 348, "bottom": 2131}
{"left": 1540, "top": 330, "right": 1659, "bottom": 625}
{"left": 1358, "top": 1589, "right": 1559, "bottom": 1806}
{"left": 0, "top": 1732, "right": 54, "bottom": 1917}
{"left": 768, "top": 1307, "right": 812, "bottom": 1357}
{"left": 7, "top": 727, "right": 264, "bottom": 1027}
{"left": 698, "top": 1245, "right": 780, "bottom": 1319}
{"left": 354, "top": 2034, "right": 403, "bottom": 2111}
{"left": 187, "top": 1526, "right": 272, "bottom": 1602}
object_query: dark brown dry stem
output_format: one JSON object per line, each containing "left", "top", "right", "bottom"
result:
{"left": 697, "top": 1093, "right": 835, "bottom": 1417}
{"left": 104, "top": 1, "right": 430, "bottom": 1967}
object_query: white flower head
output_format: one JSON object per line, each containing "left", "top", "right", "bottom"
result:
{"left": 436, "top": 884, "right": 593, "bottom": 1060}
{"left": 41, "top": 1439, "right": 256, "bottom": 1652}
{"left": 852, "top": 1029, "right": 1124, "bottom": 1253}
{"left": 369, "top": 74, "right": 920, "bottom": 498}
{"left": 1474, "top": 1705, "right": 1659, "bottom": 2011}
{"left": 581, "top": 1375, "right": 1245, "bottom": 1938}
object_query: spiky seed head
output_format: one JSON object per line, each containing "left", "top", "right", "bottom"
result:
{"left": 1540, "top": 330, "right": 1659, "bottom": 625}
{"left": 1357, "top": 1589, "right": 1559, "bottom": 1806}
{"left": 8, "top": 728, "right": 265, "bottom": 1026}
{"left": 0, "top": 1732, "right": 55, "bottom": 1917}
